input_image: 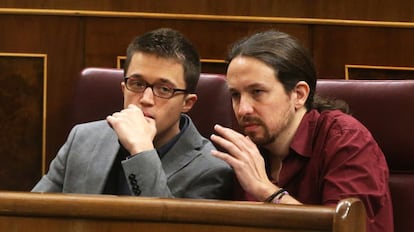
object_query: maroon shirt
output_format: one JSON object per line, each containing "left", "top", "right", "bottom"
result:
{"left": 238, "top": 109, "right": 394, "bottom": 232}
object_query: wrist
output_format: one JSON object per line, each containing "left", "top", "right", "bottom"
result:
{"left": 256, "top": 185, "right": 278, "bottom": 202}
{"left": 127, "top": 141, "right": 154, "bottom": 155}
{"left": 265, "top": 188, "right": 289, "bottom": 203}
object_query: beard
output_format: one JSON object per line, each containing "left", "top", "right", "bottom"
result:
{"left": 239, "top": 106, "right": 294, "bottom": 147}
{"left": 239, "top": 116, "right": 276, "bottom": 146}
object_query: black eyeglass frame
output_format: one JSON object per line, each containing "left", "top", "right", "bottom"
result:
{"left": 124, "top": 77, "right": 189, "bottom": 99}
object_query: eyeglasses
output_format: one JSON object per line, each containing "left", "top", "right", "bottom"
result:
{"left": 124, "top": 77, "right": 189, "bottom": 99}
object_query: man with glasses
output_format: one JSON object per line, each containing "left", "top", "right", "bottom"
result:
{"left": 32, "top": 28, "right": 234, "bottom": 199}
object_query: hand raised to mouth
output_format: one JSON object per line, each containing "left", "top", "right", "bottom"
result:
{"left": 107, "top": 104, "right": 156, "bottom": 155}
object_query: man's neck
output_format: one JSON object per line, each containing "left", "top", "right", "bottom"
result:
{"left": 264, "top": 107, "right": 307, "bottom": 158}
{"left": 153, "top": 115, "right": 187, "bottom": 149}
{"left": 153, "top": 124, "right": 181, "bottom": 149}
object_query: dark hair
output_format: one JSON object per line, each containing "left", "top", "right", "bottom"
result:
{"left": 228, "top": 30, "right": 348, "bottom": 113}
{"left": 124, "top": 28, "right": 201, "bottom": 93}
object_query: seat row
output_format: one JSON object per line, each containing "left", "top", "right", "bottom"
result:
{"left": 71, "top": 67, "right": 414, "bottom": 232}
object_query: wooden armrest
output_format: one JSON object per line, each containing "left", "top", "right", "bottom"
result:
{"left": 0, "top": 191, "right": 366, "bottom": 232}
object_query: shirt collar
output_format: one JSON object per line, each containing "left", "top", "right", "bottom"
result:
{"left": 290, "top": 109, "right": 320, "bottom": 158}
{"left": 156, "top": 114, "right": 189, "bottom": 159}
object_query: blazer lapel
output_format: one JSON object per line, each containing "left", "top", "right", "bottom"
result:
{"left": 161, "top": 119, "right": 204, "bottom": 178}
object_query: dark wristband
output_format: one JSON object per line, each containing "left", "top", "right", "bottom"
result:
{"left": 265, "top": 188, "right": 286, "bottom": 202}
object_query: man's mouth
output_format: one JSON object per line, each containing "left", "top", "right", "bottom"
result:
{"left": 242, "top": 123, "right": 260, "bottom": 132}
{"left": 143, "top": 112, "right": 154, "bottom": 119}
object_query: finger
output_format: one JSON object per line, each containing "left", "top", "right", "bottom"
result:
{"left": 245, "top": 135, "right": 258, "bottom": 147}
{"left": 145, "top": 117, "right": 157, "bottom": 134}
{"left": 211, "top": 149, "right": 241, "bottom": 169}
{"left": 145, "top": 116, "right": 155, "bottom": 124}
{"left": 214, "top": 124, "right": 256, "bottom": 155}
{"left": 111, "top": 112, "right": 122, "bottom": 118}
{"left": 106, "top": 115, "right": 115, "bottom": 127}
{"left": 212, "top": 149, "right": 263, "bottom": 190}
{"left": 127, "top": 104, "right": 139, "bottom": 110}
{"left": 210, "top": 134, "right": 244, "bottom": 158}
{"left": 211, "top": 134, "right": 259, "bottom": 171}
{"left": 214, "top": 124, "right": 246, "bottom": 141}
{"left": 106, "top": 112, "right": 122, "bottom": 126}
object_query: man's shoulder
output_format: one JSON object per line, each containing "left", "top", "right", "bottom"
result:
{"left": 73, "top": 120, "right": 111, "bottom": 130}
{"left": 70, "top": 120, "right": 113, "bottom": 137}
{"left": 319, "top": 110, "right": 361, "bottom": 126}
{"left": 65, "top": 120, "right": 117, "bottom": 150}
{"left": 316, "top": 110, "right": 371, "bottom": 136}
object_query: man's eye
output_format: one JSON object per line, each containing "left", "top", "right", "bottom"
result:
{"left": 157, "top": 85, "right": 173, "bottom": 93}
{"left": 252, "top": 89, "right": 264, "bottom": 95}
{"left": 134, "top": 81, "right": 147, "bottom": 88}
{"left": 230, "top": 91, "right": 240, "bottom": 99}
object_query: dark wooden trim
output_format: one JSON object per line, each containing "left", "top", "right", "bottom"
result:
{"left": 1, "top": 8, "right": 414, "bottom": 28}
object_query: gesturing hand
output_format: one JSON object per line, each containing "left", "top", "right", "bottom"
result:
{"left": 210, "top": 124, "right": 278, "bottom": 201}
{"left": 106, "top": 104, "right": 156, "bottom": 155}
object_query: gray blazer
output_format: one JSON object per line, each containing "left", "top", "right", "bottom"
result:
{"left": 32, "top": 115, "right": 234, "bottom": 199}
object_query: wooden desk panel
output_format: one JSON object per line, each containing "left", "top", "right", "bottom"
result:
{"left": 0, "top": 191, "right": 366, "bottom": 232}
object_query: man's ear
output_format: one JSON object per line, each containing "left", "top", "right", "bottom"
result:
{"left": 182, "top": 94, "right": 198, "bottom": 113}
{"left": 293, "top": 81, "right": 310, "bottom": 109}
{"left": 121, "top": 81, "right": 126, "bottom": 93}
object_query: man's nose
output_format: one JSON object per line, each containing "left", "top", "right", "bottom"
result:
{"left": 139, "top": 87, "right": 155, "bottom": 104}
{"left": 236, "top": 96, "right": 254, "bottom": 116}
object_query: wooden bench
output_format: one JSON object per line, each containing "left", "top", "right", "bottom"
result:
{"left": 0, "top": 191, "right": 366, "bottom": 232}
